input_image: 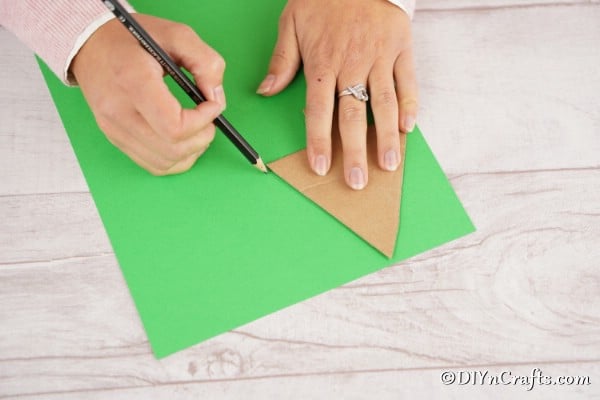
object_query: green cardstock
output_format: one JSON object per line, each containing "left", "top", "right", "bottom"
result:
{"left": 38, "top": 0, "right": 475, "bottom": 357}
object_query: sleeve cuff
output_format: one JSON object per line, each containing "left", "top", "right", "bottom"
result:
{"left": 64, "top": 6, "right": 135, "bottom": 86}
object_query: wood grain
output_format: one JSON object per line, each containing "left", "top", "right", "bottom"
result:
{"left": 413, "top": 4, "right": 600, "bottom": 174}
{"left": 0, "top": 29, "right": 87, "bottom": 197}
{"left": 0, "top": 193, "right": 110, "bottom": 265}
{"left": 1, "top": 169, "right": 598, "bottom": 397}
{"left": 1, "top": 1, "right": 599, "bottom": 399}
{"left": 418, "top": 0, "right": 599, "bottom": 11}
{"left": 2, "top": 363, "right": 599, "bottom": 400}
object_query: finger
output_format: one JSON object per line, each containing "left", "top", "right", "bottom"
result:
{"left": 257, "top": 11, "right": 301, "bottom": 96}
{"left": 102, "top": 102, "right": 219, "bottom": 175}
{"left": 127, "top": 66, "right": 222, "bottom": 143}
{"left": 97, "top": 115, "right": 177, "bottom": 175}
{"left": 368, "top": 59, "right": 401, "bottom": 171}
{"left": 164, "top": 149, "right": 207, "bottom": 175}
{"left": 110, "top": 119, "right": 213, "bottom": 176}
{"left": 394, "top": 47, "right": 418, "bottom": 133}
{"left": 337, "top": 76, "right": 369, "bottom": 190}
{"left": 162, "top": 23, "right": 227, "bottom": 108}
{"left": 303, "top": 64, "right": 337, "bottom": 176}
{"left": 110, "top": 104, "right": 218, "bottom": 165}
{"left": 166, "top": 120, "right": 216, "bottom": 163}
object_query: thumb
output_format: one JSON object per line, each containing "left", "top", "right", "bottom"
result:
{"left": 257, "top": 15, "right": 301, "bottom": 96}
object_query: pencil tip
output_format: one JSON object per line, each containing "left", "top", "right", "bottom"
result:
{"left": 255, "top": 158, "right": 268, "bottom": 173}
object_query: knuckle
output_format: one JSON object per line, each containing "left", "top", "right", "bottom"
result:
{"left": 172, "top": 23, "right": 196, "bottom": 39}
{"left": 270, "top": 50, "right": 288, "bottom": 66}
{"left": 95, "top": 114, "right": 127, "bottom": 150}
{"left": 204, "top": 124, "right": 217, "bottom": 143}
{"left": 157, "top": 157, "right": 181, "bottom": 175}
{"left": 95, "top": 104, "right": 123, "bottom": 133}
{"left": 342, "top": 143, "right": 365, "bottom": 159}
{"left": 208, "top": 54, "right": 226, "bottom": 73}
{"left": 165, "top": 144, "right": 187, "bottom": 162}
{"left": 372, "top": 37, "right": 387, "bottom": 53}
{"left": 373, "top": 90, "right": 397, "bottom": 108}
{"left": 167, "top": 126, "right": 216, "bottom": 161}
{"left": 340, "top": 105, "right": 364, "bottom": 122}
{"left": 383, "top": 127, "right": 401, "bottom": 139}
{"left": 379, "top": 130, "right": 400, "bottom": 145}
{"left": 399, "top": 97, "right": 419, "bottom": 110}
{"left": 95, "top": 96, "right": 117, "bottom": 119}
{"left": 307, "top": 135, "right": 330, "bottom": 152}
{"left": 278, "top": 12, "right": 291, "bottom": 30}
{"left": 342, "top": 39, "right": 367, "bottom": 67}
{"left": 304, "top": 102, "right": 330, "bottom": 121}
{"left": 104, "top": 133, "right": 122, "bottom": 149}
{"left": 180, "top": 161, "right": 196, "bottom": 174}
{"left": 169, "top": 158, "right": 196, "bottom": 175}
{"left": 165, "top": 129, "right": 185, "bottom": 144}
{"left": 95, "top": 114, "right": 112, "bottom": 134}
{"left": 148, "top": 163, "right": 170, "bottom": 176}
{"left": 162, "top": 120, "right": 185, "bottom": 143}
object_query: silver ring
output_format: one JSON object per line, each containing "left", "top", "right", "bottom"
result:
{"left": 338, "top": 84, "right": 369, "bottom": 102}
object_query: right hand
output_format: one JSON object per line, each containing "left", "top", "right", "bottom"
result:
{"left": 71, "top": 14, "right": 226, "bottom": 175}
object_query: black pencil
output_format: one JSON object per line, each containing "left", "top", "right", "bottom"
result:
{"left": 101, "top": 0, "right": 267, "bottom": 173}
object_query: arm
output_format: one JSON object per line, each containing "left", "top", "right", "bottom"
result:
{"left": 0, "top": 2, "right": 227, "bottom": 175}
{"left": 0, "top": 0, "right": 135, "bottom": 84}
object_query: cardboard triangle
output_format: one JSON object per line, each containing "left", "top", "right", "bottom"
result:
{"left": 268, "top": 127, "right": 407, "bottom": 258}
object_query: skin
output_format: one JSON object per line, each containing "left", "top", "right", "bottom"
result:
{"left": 258, "top": 0, "right": 418, "bottom": 190}
{"left": 72, "top": 1, "right": 417, "bottom": 189}
{"left": 71, "top": 15, "right": 226, "bottom": 176}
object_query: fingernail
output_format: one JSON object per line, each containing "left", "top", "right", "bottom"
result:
{"left": 349, "top": 167, "right": 366, "bottom": 190}
{"left": 313, "top": 155, "right": 329, "bottom": 176}
{"left": 404, "top": 116, "right": 416, "bottom": 133}
{"left": 213, "top": 85, "right": 226, "bottom": 110}
{"left": 384, "top": 150, "right": 399, "bottom": 171}
{"left": 256, "top": 74, "right": 275, "bottom": 95}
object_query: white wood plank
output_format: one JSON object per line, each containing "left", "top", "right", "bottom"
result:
{"left": 418, "top": 0, "right": 598, "bottom": 11}
{"left": 414, "top": 4, "right": 600, "bottom": 174}
{"left": 0, "top": 28, "right": 88, "bottom": 197}
{"left": 1, "top": 3, "right": 599, "bottom": 399}
{"left": 5, "top": 362, "right": 597, "bottom": 400}
{"left": 0, "top": 193, "right": 111, "bottom": 265}
{"left": 1, "top": 168, "right": 598, "bottom": 396}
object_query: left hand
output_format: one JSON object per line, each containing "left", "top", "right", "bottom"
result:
{"left": 257, "top": 0, "right": 418, "bottom": 190}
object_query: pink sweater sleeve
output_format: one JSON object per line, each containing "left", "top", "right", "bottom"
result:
{"left": 0, "top": 0, "right": 134, "bottom": 85}
{"left": 0, "top": 1, "right": 413, "bottom": 85}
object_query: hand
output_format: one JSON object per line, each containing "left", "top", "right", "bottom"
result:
{"left": 71, "top": 15, "right": 226, "bottom": 175}
{"left": 257, "top": 0, "right": 418, "bottom": 190}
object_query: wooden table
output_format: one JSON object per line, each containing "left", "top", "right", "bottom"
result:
{"left": 1, "top": 1, "right": 599, "bottom": 398}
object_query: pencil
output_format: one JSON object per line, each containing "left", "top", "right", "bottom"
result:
{"left": 101, "top": 0, "right": 268, "bottom": 173}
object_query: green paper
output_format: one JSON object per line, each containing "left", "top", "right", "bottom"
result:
{"left": 38, "top": 0, "right": 474, "bottom": 357}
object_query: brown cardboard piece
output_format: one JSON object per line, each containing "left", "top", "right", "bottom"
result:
{"left": 268, "top": 127, "right": 407, "bottom": 258}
